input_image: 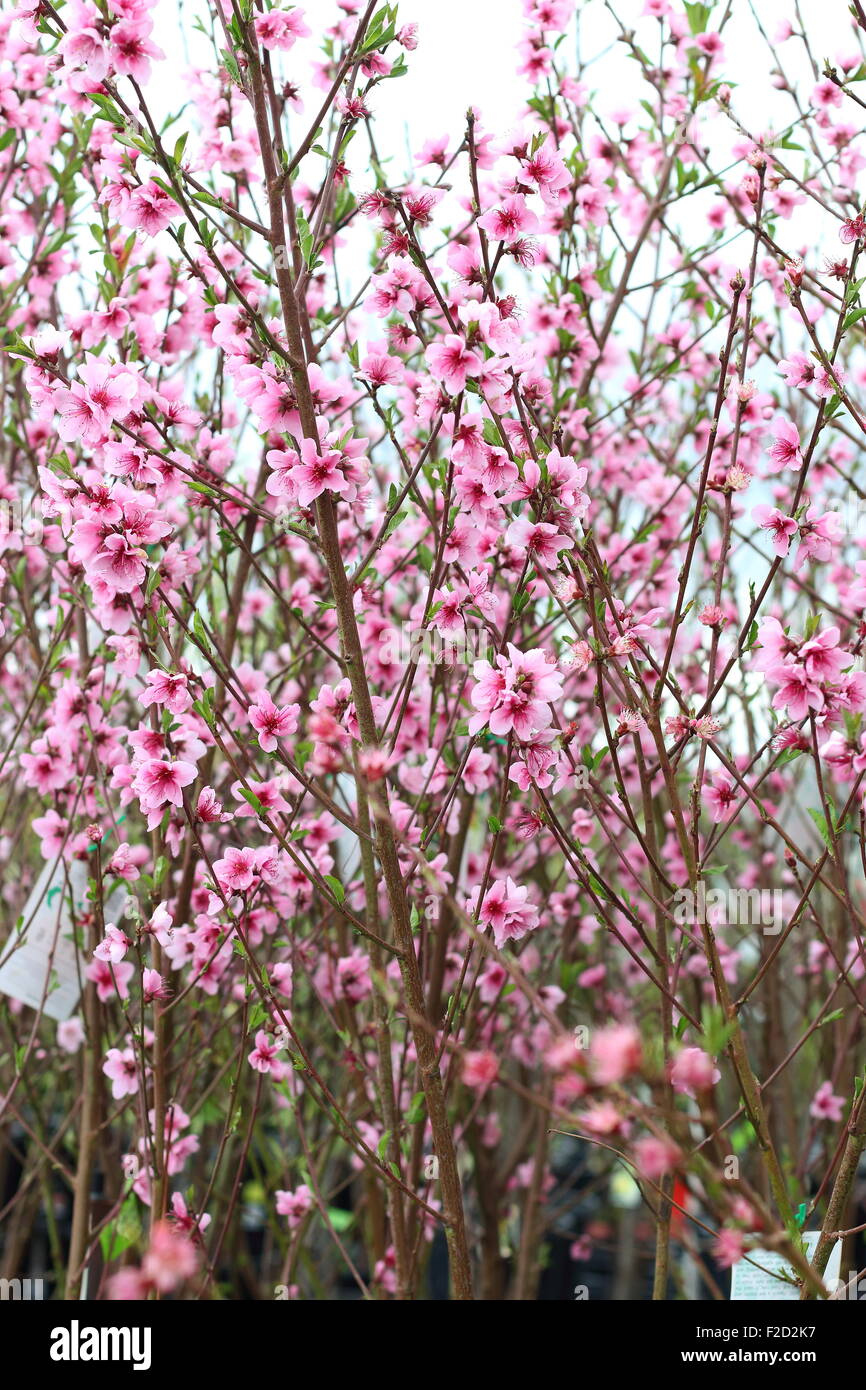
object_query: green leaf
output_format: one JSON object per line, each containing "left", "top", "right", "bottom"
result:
{"left": 193, "top": 610, "right": 211, "bottom": 652}
{"left": 360, "top": 4, "right": 398, "bottom": 54}
{"left": 99, "top": 1195, "right": 142, "bottom": 1262}
{"left": 327, "top": 1206, "right": 353, "bottom": 1232}
{"left": 406, "top": 1091, "right": 426, "bottom": 1124}
{"left": 221, "top": 48, "right": 242, "bottom": 87}
{"left": 239, "top": 787, "right": 266, "bottom": 816}
{"left": 295, "top": 208, "right": 316, "bottom": 270}
{"left": 807, "top": 807, "right": 833, "bottom": 849}
{"left": 684, "top": 2, "right": 712, "bottom": 36}
{"left": 192, "top": 188, "right": 223, "bottom": 209}
{"left": 87, "top": 93, "right": 126, "bottom": 128}
{"left": 817, "top": 1008, "right": 845, "bottom": 1029}
{"left": 324, "top": 874, "right": 345, "bottom": 905}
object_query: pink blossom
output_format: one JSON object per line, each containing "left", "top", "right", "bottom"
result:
{"left": 94, "top": 923, "right": 131, "bottom": 964}
{"left": 705, "top": 774, "right": 737, "bottom": 822}
{"left": 505, "top": 516, "right": 575, "bottom": 566}
{"left": 32, "top": 809, "right": 67, "bottom": 858}
{"left": 336, "top": 949, "right": 372, "bottom": 1003}
{"left": 249, "top": 691, "right": 300, "bottom": 752}
{"left": 478, "top": 194, "right": 539, "bottom": 242}
{"left": 669, "top": 1047, "right": 720, "bottom": 1096}
{"left": 89, "top": 532, "right": 148, "bottom": 594}
{"left": 841, "top": 214, "right": 866, "bottom": 244}
{"left": 753, "top": 504, "right": 798, "bottom": 556}
{"left": 142, "top": 968, "right": 171, "bottom": 1003}
{"left": 110, "top": 20, "right": 164, "bottom": 82}
{"left": 134, "top": 759, "right": 197, "bottom": 811}
{"left": 713, "top": 1227, "right": 745, "bottom": 1269}
{"left": 125, "top": 181, "right": 179, "bottom": 237}
{"left": 289, "top": 437, "right": 352, "bottom": 506}
{"left": 579, "top": 1100, "right": 628, "bottom": 1137}
{"left": 103, "top": 1046, "right": 139, "bottom": 1098}
{"left": 463, "top": 1050, "right": 499, "bottom": 1090}
{"left": 107, "top": 1268, "right": 149, "bottom": 1300}
{"left": 766, "top": 418, "right": 802, "bottom": 472}
{"left": 589, "top": 1025, "right": 642, "bottom": 1085}
{"left": 425, "top": 335, "right": 482, "bottom": 393}
{"left": 109, "top": 843, "right": 141, "bottom": 881}
{"left": 141, "top": 1220, "right": 199, "bottom": 1291}
{"left": 275, "top": 1184, "right": 314, "bottom": 1229}
{"left": 778, "top": 352, "right": 816, "bottom": 389}
{"left": 214, "top": 846, "right": 258, "bottom": 893}
{"left": 810, "top": 1080, "right": 845, "bottom": 1122}
{"left": 140, "top": 669, "right": 193, "bottom": 716}
{"left": 475, "top": 875, "right": 540, "bottom": 947}
{"left": 87, "top": 959, "right": 134, "bottom": 1003}
{"left": 254, "top": 9, "right": 311, "bottom": 51}
{"left": 170, "top": 1191, "right": 211, "bottom": 1237}
{"left": 248, "top": 1029, "right": 284, "bottom": 1074}
{"left": 795, "top": 507, "right": 840, "bottom": 569}
{"left": 469, "top": 644, "right": 563, "bottom": 740}
{"left": 634, "top": 1136, "right": 681, "bottom": 1180}
{"left": 57, "top": 1017, "right": 85, "bottom": 1053}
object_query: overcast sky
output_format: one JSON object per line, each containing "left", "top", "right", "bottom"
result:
{"left": 160, "top": 1, "right": 861, "bottom": 185}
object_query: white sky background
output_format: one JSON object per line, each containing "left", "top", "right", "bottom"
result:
{"left": 144, "top": 0, "right": 866, "bottom": 541}
{"left": 366, "top": 0, "right": 860, "bottom": 149}
{"left": 165, "top": 0, "right": 528, "bottom": 160}
{"left": 134, "top": 0, "right": 865, "bottom": 774}
{"left": 364, "top": 0, "right": 526, "bottom": 150}
{"left": 138, "top": 0, "right": 866, "bottom": 508}
{"left": 156, "top": 0, "right": 863, "bottom": 244}
{"left": 144, "top": 0, "right": 866, "bottom": 521}
{"left": 366, "top": 0, "right": 858, "bottom": 155}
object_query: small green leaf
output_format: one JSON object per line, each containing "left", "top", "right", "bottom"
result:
{"left": 239, "top": 787, "right": 266, "bottom": 816}
{"left": 327, "top": 1206, "right": 353, "bottom": 1232}
{"left": 324, "top": 874, "right": 345, "bottom": 905}
{"left": 807, "top": 807, "right": 832, "bottom": 849}
{"left": 406, "top": 1091, "right": 426, "bottom": 1124}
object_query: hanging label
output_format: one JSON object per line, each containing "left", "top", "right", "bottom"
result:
{"left": 0, "top": 859, "right": 125, "bottom": 1021}
{"left": 731, "top": 1231, "right": 841, "bottom": 1300}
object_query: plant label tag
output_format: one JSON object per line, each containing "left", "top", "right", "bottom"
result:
{"left": 0, "top": 859, "right": 125, "bottom": 1022}
{"left": 730, "top": 1231, "right": 841, "bottom": 1300}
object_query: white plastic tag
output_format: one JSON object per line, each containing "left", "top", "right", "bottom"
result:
{"left": 731, "top": 1230, "right": 841, "bottom": 1300}
{"left": 0, "top": 858, "right": 125, "bottom": 1021}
